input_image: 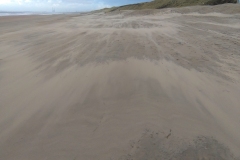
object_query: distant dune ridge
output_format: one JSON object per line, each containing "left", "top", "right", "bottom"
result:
{"left": 99, "top": 0, "right": 237, "bottom": 12}
{"left": 0, "top": 3, "right": 240, "bottom": 160}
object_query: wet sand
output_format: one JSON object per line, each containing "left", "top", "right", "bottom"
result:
{"left": 0, "top": 4, "right": 240, "bottom": 160}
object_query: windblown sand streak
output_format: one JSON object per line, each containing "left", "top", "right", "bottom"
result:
{"left": 0, "top": 4, "right": 240, "bottom": 160}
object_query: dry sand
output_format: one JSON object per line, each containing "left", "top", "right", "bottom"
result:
{"left": 0, "top": 4, "right": 240, "bottom": 160}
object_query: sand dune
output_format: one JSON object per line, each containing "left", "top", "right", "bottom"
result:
{"left": 0, "top": 4, "right": 240, "bottom": 160}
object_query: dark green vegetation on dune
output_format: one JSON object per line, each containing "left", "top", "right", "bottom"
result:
{"left": 100, "top": 0, "right": 237, "bottom": 12}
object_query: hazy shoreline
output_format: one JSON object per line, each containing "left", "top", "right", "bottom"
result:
{"left": 0, "top": 11, "right": 83, "bottom": 17}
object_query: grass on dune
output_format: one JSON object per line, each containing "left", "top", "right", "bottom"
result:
{"left": 104, "top": 0, "right": 237, "bottom": 12}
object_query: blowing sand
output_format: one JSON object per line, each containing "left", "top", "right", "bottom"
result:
{"left": 0, "top": 4, "right": 240, "bottom": 160}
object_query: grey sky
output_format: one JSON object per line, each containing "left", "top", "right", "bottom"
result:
{"left": 0, "top": 0, "right": 150, "bottom": 12}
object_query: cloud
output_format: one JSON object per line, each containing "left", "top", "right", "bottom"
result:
{"left": 0, "top": 0, "right": 12, "bottom": 5}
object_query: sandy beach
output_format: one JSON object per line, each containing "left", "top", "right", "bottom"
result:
{"left": 0, "top": 4, "right": 240, "bottom": 160}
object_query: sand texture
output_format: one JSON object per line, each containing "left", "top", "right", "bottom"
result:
{"left": 0, "top": 4, "right": 240, "bottom": 160}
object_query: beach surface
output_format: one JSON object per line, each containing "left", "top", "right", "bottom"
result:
{"left": 0, "top": 4, "right": 240, "bottom": 160}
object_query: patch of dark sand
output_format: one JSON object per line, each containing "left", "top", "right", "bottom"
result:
{"left": 119, "top": 130, "right": 239, "bottom": 160}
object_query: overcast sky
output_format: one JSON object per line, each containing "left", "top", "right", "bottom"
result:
{"left": 0, "top": 0, "right": 150, "bottom": 12}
